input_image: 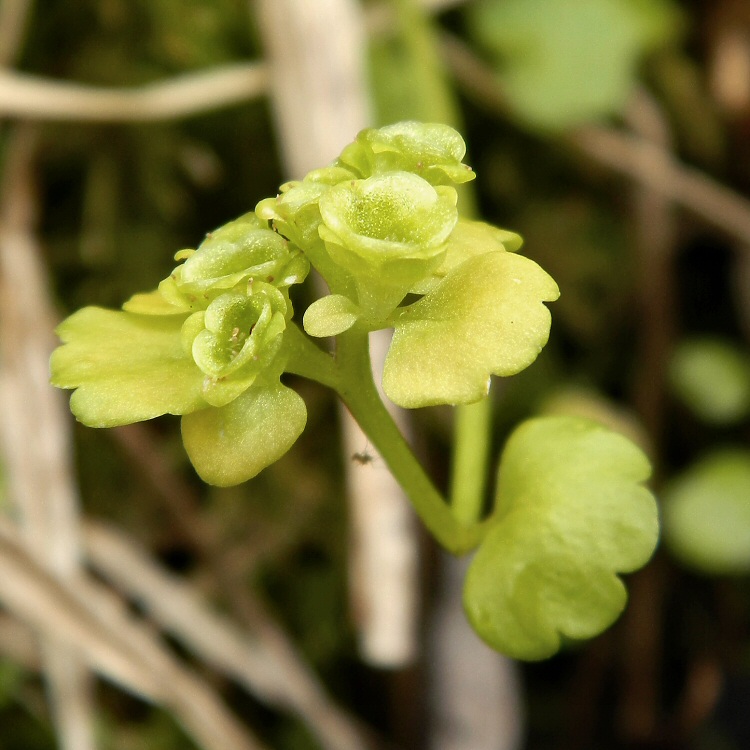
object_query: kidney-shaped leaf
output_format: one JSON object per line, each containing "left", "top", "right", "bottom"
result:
{"left": 383, "top": 251, "right": 559, "bottom": 407}
{"left": 464, "top": 416, "right": 658, "bottom": 660}
{"left": 669, "top": 339, "right": 750, "bottom": 426}
{"left": 468, "top": 0, "right": 679, "bottom": 130}
{"left": 663, "top": 450, "right": 750, "bottom": 575}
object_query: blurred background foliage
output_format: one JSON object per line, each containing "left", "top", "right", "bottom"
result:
{"left": 2, "top": 0, "right": 750, "bottom": 749}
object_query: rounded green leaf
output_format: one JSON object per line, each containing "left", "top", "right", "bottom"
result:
{"left": 181, "top": 383, "right": 306, "bottom": 486}
{"left": 464, "top": 416, "right": 658, "bottom": 660}
{"left": 383, "top": 251, "right": 559, "bottom": 407}
{"left": 669, "top": 338, "right": 750, "bottom": 425}
{"left": 663, "top": 451, "right": 750, "bottom": 575}
{"left": 51, "top": 307, "right": 206, "bottom": 427}
{"left": 468, "top": 0, "right": 680, "bottom": 129}
{"left": 303, "top": 295, "right": 361, "bottom": 337}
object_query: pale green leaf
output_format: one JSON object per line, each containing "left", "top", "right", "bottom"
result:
{"left": 663, "top": 451, "right": 750, "bottom": 575}
{"left": 123, "top": 290, "right": 190, "bottom": 315}
{"left": 464, "top": 416, "right": 658, "bottom": 660}
{"left": 468, "top": 0, "right": 680, "bottom": 129}
{"left": 383, "top": 251, "right": 559, "bottom": 407}
{"left": 51, "top": 307, "right": 206, "bottom": 427}
{"left": 303, "top": 295, "right": 361, "bottom": 337}
{"left": 669, "top": 338, "right": 750, "bottom": 425}
{"left": 181, "top": 383, "right": 306, "bottom": 486}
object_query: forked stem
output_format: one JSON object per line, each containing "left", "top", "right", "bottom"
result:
{"left": 334, "top": 329, "right": 483, "bottom": 554}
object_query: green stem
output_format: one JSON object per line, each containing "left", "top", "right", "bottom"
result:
{"left": 390, "top": 0, "right": 457, "bottom": 126}
{"left": 283, "top": 322, "right": 340, "bottom": 389}
{"left": 450, "top": 398, "right": 492, "bottom": 525}
{"left": 390, "top": 0, "right": 487, "bottom": 516}
{"left": 335, "top": 329, "right": 482, "bottom": 554}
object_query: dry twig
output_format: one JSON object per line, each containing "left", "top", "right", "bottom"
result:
{"left": 0, "top": 64, "right": 269, "bottom": 122}
{"left": 110, "top": 423, "right": 374, "bottom": 750}
{"left": 256, "top": 0, "right": 420, "bottom": 671}
{"left": 0, "top": 517, "right": 269, "bottom": 750}
{"left": 0, "top": 124, "right": 97, "bottom": 750}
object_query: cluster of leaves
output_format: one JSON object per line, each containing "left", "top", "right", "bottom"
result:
{"left": 52, "top": 121, "right": 557, "bottom": 478}
{"left": 663, "top": 339, "right": 750, "bottom": 574}
{"left": 52, "top": 121, "right": 658, "bottom": 660}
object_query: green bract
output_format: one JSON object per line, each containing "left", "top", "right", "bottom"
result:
{"left": 156, "top": 212, "right": 309, "bottom": 311}
{"left": 464, "top": 416, "right": 658, "bottom": 660}
{"left": 384, "top": 250, "right": 559, "bottom": 407}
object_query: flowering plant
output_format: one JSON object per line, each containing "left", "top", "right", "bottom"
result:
{"left": 52, "top": 122, "right": 658, "bottom": 659}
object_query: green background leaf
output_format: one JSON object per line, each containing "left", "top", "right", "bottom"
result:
{"left": 464, "top": 416, "right": 658, "bottom": 660}
{"left": 468, "top": 0, "right": 680, "bottom": 129}
{"left": 669, "top": 338, "right": 750, "bottom": 425}
{"left": 663, "top": 451, "right": 750, "bottom": 575}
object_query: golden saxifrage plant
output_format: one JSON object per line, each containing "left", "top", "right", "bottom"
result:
{"left": 52, "top": 122, "right": 658, "bottom": 659}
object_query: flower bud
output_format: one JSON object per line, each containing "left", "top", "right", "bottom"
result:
{"left": 318, "top": 171, "right": 458, "bottom": 316}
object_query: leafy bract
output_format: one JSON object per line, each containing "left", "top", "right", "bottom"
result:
{"left": 464, "top": 416, "right": 658, "bottom": 660}
{"left": 669, "top": 339, "right": 750, "bottom": 425}
{"left": 383, "top": 251, "right": 559, "bottom": 407}
{"left": 158, "top": 214, "right": 309, "bottom": 311}
{"left": 663, "top": 451, "right": 750, "bottom": 575}
{"left": 303, "top": 295, "right": 361, "bottom": 337}
{"left": 51, "top": 307, "right": 206, "bottom": 427}
{"left": 123, "top": 290, "right": 190, "bottom": 315}
{"left": 181, "top": 383, "right": 306, "bottom": 487}
{"left": 468, "top": 0, "right": 680, "bottom": 129}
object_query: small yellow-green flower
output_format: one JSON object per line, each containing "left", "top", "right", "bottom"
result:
{"left": 51, "top": 214, "right": 309, "bottom": 486}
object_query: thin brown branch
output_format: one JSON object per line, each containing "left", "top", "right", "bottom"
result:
{"left": 0, "top": 517, "right": 269, "bottom": 750}
{"left": 0, "top": 519, "right": 163, "bottom": 699}
{"left": 570, "top": 124, "right": 750, "bottom": 247}
{"left": 0, "top": 124, "right": 96, "bottom": 750}
{"left": 615, "top": 91, "right": 674, "bottom": 745}
{"left": 83, "top": 520, "right": 378, "bottom": 750}
{"left": 0, "top": 0, "right": 34, "bottom": 66}
{"left": 0, "top": 63, "right": 269, "bottom": 122}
